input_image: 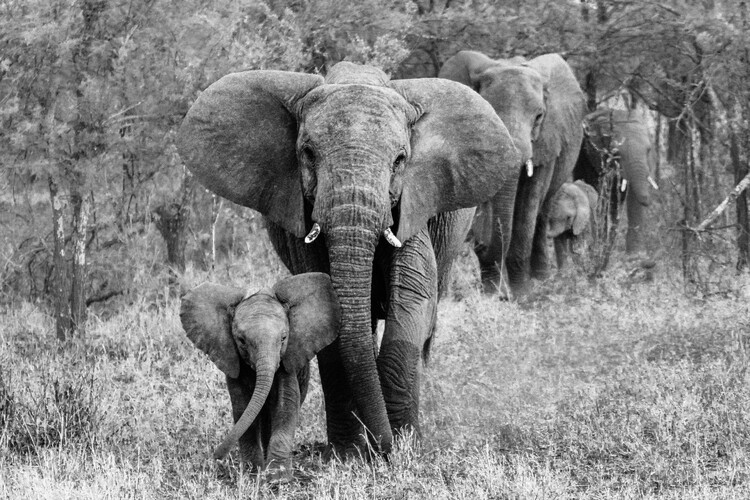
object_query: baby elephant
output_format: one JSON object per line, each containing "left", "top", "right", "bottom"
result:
{"left": 180, "top": 272, "right": 340, "bottom": 479}
{"left": 547, "top": 180, "right": 599, "bottom": 269}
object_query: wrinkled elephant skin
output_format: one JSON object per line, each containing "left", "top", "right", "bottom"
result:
{"left": 180, "top": 273, "right": 340, "bottom": 479}
{"left": 440, "top": 51, "right": 587, "bottom": 296}
{"left": 177, "top": 62, "right": 521, "bottom": 456}
{"left": 574, "top": 108, "right": 655, "bottom": 254}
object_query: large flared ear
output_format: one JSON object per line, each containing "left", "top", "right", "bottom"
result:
{"left": 438, "top": 50, "right": 496, "bottom": 93}
{"left": 177, "top": 71, "right": 324, "bottom": 238}
{"left": 273, "top": 273, "right": 341, "bottom": 374}
{"left": 180, "top": 283, "right": 246, "bottom": 378}
{"left": 389, "top": 78, "right": 521, "bottom": 243}
{"left": 524, "top": 54, "right": 587, "bottom": 166}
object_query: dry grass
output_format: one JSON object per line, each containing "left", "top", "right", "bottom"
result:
{"left": 2, "top": 247, "right": 750, "bottom": 499}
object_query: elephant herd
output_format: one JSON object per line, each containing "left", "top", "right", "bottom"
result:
{"left": 176, "top": 51, "right": 656, "bottom": 479}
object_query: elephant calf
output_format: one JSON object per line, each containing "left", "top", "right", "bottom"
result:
{"left": 547, "top": 180, "right": 598, "bottom": 269}
{"left": 180, "top": 272, "right": 340, "bottom": 480}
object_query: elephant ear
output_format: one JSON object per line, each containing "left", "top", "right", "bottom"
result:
{"left": 180, "top": 283, "right": 246, "bottom": 378}
{"left": 273, "top": 273, "right": 341, "bottom": 374}
{"left": 389, "top": 78, "right": 521, "bottom": 243}
{"left": 438, "top": 50, "right": 496, "bottom": 93}
{"left": 524, "top": 54, "right": 587, "bottom": 166}
{"left": 177, "top": 71, "right": 324, "bottom": 238}
{"left": 568, "top": 183, "right": 593, "bottom": 236}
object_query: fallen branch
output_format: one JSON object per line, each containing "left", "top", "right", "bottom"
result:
{"left": 691, "top": 171, "right": 750, "bottom": 232}
{"left": 86, "top": 289, "right": 124, "bottom": 306}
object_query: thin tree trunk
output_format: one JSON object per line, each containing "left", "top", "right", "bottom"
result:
{"left": 49, "top": 176, "right": 72, "bottom": 341}
{"left": 732, "top": 129, "right": 750, "bottom": 270}
{"left": 70, "top": 191, "right": 91, "bottom": 334}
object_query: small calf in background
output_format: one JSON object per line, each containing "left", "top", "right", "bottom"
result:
{"left": 547, "top": 180, "right": 598, "bottom": 269}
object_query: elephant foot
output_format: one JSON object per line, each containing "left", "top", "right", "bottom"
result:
{"left": 323, "top": 440, "right": 374, "bottom": 463}
{"left": 263, "top": 459, "right": 294, "bottom": 484}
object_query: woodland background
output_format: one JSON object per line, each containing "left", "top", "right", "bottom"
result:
{"left": 2, "top": 1, "right": 750, "bottom": 498}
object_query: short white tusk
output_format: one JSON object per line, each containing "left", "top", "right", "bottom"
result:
{"left": 304, "top": 223, "right": 321, "bottom": 244}
{"left": 648, "top": 176, "right": 659, "bottom": 190}
{"left": 383, "top": 227, "right": 402, "bottom": 248}
{"left": 526, "top": 159, "right": 534, "bottom": 177}
{"left": 620, "top": 178, "right": 628, "bottom": 192}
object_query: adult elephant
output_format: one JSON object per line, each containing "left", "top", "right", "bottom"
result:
{"left": 573, "top": 108, "right": 654, "bottom": 254}
{"left": 440, "top": 51, "right": 587, "bottom": 295}
{"left": 177, "top": 62, "right": 520, "bottom": 456}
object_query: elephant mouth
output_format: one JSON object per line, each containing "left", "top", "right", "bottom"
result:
{"left": 303, "top": 194, "right": 404, "bottom": 248}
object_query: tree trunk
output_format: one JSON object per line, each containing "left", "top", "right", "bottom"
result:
{"left": 70, "top": 191, "right": 91, "bottom": 334}
{"left": 49, "top": 176, "right": 72, "bottom": 341}
{"left": 732, "top": 129, "right": 750, "bottom": 270}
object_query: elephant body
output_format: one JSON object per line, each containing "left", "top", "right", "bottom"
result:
{"left": 180, "top": 273, "right": 340, "bottom": 479}
{"left": 177, "top": 62, "right": 521, "bottom": 455}
{"left": 573, "top": 108, "right": 654, "bottom": 254}
{"left": 547, "top": 180, "right": 598, "bottom": 269}
{"left": 439, "top": 51, "right": 587, "bottom": 295}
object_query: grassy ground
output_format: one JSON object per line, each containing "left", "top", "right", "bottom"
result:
{"left": 1, "top": 247, "right": 749, "bottom": 499}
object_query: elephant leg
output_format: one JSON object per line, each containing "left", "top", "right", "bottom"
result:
{"left": 225, "top": 367, "right": 265, "bottom": 468}
{"left": 472, "top": 180, "right": 517, "bottom": 295}
{"left": 507, "top": 165, "right": 552, "bottom": 293}
{"left": 554, "top": 234, "right": 568, "bottom": 270}
{"left": 429, "top": 207, "right": 476, "bottom": 297}
{"left": 530, "top": 206, "right": 552, "bottom": 280}
{"left": 264, "top": 370, "right": 302, "bottom": 481}
{"left": 265, "top": 221, "right": 364, "bottom": 457}
{"left": 377, "top": 228, "right": 437, "bottom": 435}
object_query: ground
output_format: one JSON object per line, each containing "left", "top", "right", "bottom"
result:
{"left": 1, "top": 246, "right": 749, "bottom": 499}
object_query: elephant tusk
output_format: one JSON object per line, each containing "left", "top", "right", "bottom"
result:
{"left": 648, "top": 176, "right": 659, "bottom": 190}
{"left": 526, "top": 159, "right": 534, "bottom": 177}
{"left": 304, "top": 223, "right": 321, "bottom": 244}
{"left": 383, "top": 227, "right": 402, "bottom": 248}
{"left": 620, "top": 178, "right": 628, "bottom": 192}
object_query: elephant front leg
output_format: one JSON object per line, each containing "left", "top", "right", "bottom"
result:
{"left": 225, "top": 369, "right": 265, "bottom": 468}
{"left": 265, "top": 370, "right": 302, "bottom": 482}
{"left": 471, "top": 182, "right": 516, "bottom": 296}
{"left": 530, "top": 208, "right": 552, "bottom": 280}
{"left": 553, "top": 234, "right": 570, "bottom": 270}
{"left": 507, "top": 166, "right": 549, "bottom": 294}
{"left": 377, "top": 229, "right": 437, "bottom": 435}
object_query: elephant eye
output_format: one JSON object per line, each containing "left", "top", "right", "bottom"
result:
{"left": 300, "top": 144, "right": 316, "bottom": 167}
{"left": 392, "top": 151, "right": 406, "bottom": 173}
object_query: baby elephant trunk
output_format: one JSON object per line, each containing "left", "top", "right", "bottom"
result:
{"left": 213, "top": 358, "right": 277, "bottom": 459}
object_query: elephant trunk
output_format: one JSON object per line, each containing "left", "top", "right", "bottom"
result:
{"left": 213, "top": 358, "right": 276, "bottom": 459}
{"left": 325, "top": 188, "right": 393, "bottom": 453}
{"left": 621, "top": 154, "right": 652, "bottom": 254}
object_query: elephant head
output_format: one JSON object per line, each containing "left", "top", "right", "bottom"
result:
{"left": 439, "top": 51, "right": 584, "bottom": 172}
{"left": 548, "top": 180, "right": 598, "bottom": 240}
{"left": 180, "top": 272, "right": 340, "bottom": 460}
{"left": 177, "top": 62, "right": 520, "bottom": 451}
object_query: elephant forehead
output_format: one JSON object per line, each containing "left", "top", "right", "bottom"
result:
{"left": 300, "top": 85, "right": 410, "bottom": 144}
{"left": 234, "top": 294, "right": 288, "bottom": 331}
{"left": 481, "top": 67, "right": 544, "bottom": 112}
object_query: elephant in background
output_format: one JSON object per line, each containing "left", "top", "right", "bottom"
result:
{"left": 177, "top": 62, "right": 521, "bottom": 456}
{"left": 180, "top": 273, "right": 340, "bottom": 480}
{"left": 573, "top": 108, "right": 655, "bottom": 254}
{"left": 439, "top": 51, "right": 587, "bottom": 296}
{"left": 547, "top": 180, "right": 598, "bottom": 269}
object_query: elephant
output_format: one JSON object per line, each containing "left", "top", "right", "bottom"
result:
{"left": 439, "top": 50, "right": 587, "bottom": 295}
{"left": 547, "top": 180, "right": 598, "bottom": 269}
{"left": 573, "top": 108, "right": 655, "bottom": 254}
{"left": 180, "top": 272, "right": 340, "bottom": 479}
{"left": 176, "top": 62, "right": 521, "bottom": 456}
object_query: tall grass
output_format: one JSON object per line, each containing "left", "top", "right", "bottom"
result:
{"left": 1, "top": 244, "right": 749, "bottom": 499}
